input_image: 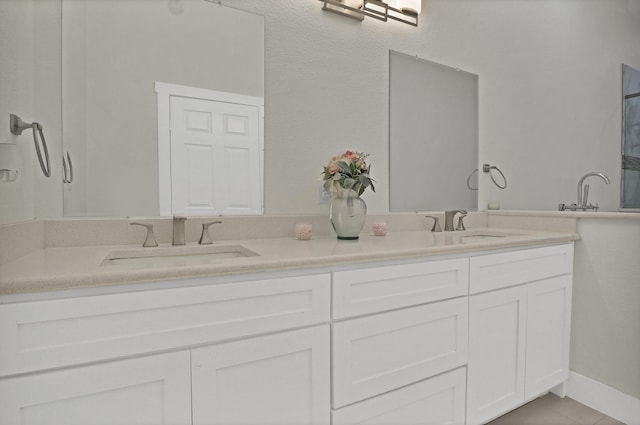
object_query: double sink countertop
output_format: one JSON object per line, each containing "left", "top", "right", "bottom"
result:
{"left": 0, "top": 227, "right": 579, "bottom": 296}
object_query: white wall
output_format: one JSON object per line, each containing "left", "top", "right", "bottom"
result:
{"left": 5, "top": 0, "right": 638, "bottom": 220}
{"left": 225, "top": 0, "right": 640, "bottom": 214}
{"left": 0, "top": 0, "right": 62, "bottom": 225}
{"left": 572, "top": 218, "right": 640, "bottom": 400}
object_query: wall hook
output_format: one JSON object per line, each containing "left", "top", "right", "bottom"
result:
{"left": 63, "top": 152, "right": 74, "bottom": 183}
{"left": 0, "top": 169, "right": 19, "bottom": 183}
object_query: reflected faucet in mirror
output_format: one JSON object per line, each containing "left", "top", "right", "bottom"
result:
{"left": 558, "top": 172, "right": 611, "bottom": 211}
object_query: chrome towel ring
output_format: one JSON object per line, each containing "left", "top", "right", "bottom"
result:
{"left": 9, "top": 114, "right": 51, "bottom": 178}
{"left": 483, "top": 163, "right": 507, "bottom": 189}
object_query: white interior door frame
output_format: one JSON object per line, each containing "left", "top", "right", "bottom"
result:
{"left": 155, "top": 81, "right": 264, "bottom": 216}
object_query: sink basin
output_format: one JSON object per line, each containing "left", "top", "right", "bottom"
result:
{"left": 102, "top": 245, "right": 259, "bottom": 268}
{"left": 457, "top": 230, "right": 524, "bottom": 243}
{"left": 461, "top": 234, "right": 507, "bottom": 241}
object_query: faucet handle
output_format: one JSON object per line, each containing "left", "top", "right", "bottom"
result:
{"left": 456, "top": 214, "right": 467, "bottom": 231}
{"left": 130, "top": 222, "right": 158, "bottom": 247}
{"left": 582, "top": 184, "right": 590, "bottom": 209}
{"left": 425, "top": 216, "right": 442, "bottom": 232}
{"left": 199, "top": 221, "right": 222, "bottom": 245}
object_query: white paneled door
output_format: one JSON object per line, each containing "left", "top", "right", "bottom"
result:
{"left": 170, "top": 95, "right": 261, "bottom": 215}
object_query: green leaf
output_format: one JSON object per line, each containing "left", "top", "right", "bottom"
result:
{"left": 336, "top": 161, "right": 351, "bottom": 174}
{"left": 342, "top": 178, "right": 356, "bottom": 189}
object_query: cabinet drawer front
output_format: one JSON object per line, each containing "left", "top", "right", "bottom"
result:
{"left": 0, "top": 273, "right": 330, "bottom": 376}
{"left": 332, "top": 367, "right": 467, "bottom": 425}
{"left": 332, "top": 297, "right": 468, "bottom": 408}
{"left": 469, "top": 243, "right": 573, "bottom": 294}
{"left": 333, "top": 258, "right": 469, "bottom": 319}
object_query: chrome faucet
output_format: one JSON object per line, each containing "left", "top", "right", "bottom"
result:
{"left": 172, "top": 216, "right": 187, "bottom": 246}
{"left": 577, "top": 172, "right": 610, "bottom": 209}
{"left": 560, "top": 172, "right": 611, "bottom": 211}
{"left": 444, "top": 210, "right": 467, "bottom": 231}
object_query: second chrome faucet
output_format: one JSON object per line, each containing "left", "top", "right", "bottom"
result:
{"left": 444, "top": 209, "right": 467, "bottom": 231}
{"left": 426, "top": 210, "right": 467, "bottom": 232}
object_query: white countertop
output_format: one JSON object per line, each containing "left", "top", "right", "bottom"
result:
{"left": 487, "top": 210, "right": 640, "bottom": 219}
{"left": 0, "top": 227, "right": 579, "bottom": 296}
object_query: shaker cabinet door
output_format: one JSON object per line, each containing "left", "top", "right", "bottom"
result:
{"left": 192, "top": 325, "right": 331, "bottom": 425}
{"left": 0, "top": 351, "right": 192, "bottom": 425}
{"left": 525, "top": 275, "right": 572, "bottom": 399}
{"left": 467, "top": 285, "right": 527, "bottom": 425}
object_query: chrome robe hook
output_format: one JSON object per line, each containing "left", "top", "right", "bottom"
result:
{"left": 9, "top": 114, "right": 51, "bottom": 178}
{"left": 63, "top": 152, "right": 74, "bottom": 183}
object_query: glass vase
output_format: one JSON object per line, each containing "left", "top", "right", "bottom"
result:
{"left": 330, "top": 187, "right": 367, "bottom": 240}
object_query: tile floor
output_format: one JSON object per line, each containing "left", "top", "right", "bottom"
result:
{"left": 487, "top": 393, "right": 626, "bottom": 425}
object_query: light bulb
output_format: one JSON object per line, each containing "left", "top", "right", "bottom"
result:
{"left": 396, "top": 0, "right": 421, "bottom": 15}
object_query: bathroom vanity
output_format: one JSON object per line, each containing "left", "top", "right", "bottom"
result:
{"left": 0, "top": 220, "right": 576, "bottom": 425}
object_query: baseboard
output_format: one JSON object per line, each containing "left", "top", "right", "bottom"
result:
{"left": 566, "top": 371, "right": 640, "bottom": 425}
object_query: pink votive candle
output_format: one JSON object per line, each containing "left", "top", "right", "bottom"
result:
{"left": 295, "top": 223, "right": 312, "bottom": 240}
{"left": 372, "top": 221, "right": 388, "bottom": 236}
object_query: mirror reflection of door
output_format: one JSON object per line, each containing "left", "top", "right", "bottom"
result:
{"left": 622, "top": 64, "right": 640, "bottom": 210}
{"left": 169, "top": 96, "right": 262, "bottom": 216}
{"left": 156, "top": 82, "right": 264, "bottom": 216}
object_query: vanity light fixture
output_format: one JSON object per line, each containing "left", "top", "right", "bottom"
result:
{"left": 321, "top": 0, "right": 420, "bottom": 27}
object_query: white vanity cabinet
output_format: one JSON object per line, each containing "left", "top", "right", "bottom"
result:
{"left": 0, "top": 273, "right": 331, "bottom": 425}
{"left": 466, "top": 244, "right": 574, "bottom": 425}
{"left": 0, "top": 241, "right": 575, "bottom": 425}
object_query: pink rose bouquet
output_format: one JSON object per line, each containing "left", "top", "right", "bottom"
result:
{"left": 322, "top": 150, "right": 375, "bottom": 196}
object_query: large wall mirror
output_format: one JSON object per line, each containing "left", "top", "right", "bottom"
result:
{"left": 389, "top": 51, "right": 478, "bottom": 212}
{"left": 62, "top": 0, "right": 264, "bottom": 217}
{"left": 622, "top": 64, "right": 640, "bottom": 210}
